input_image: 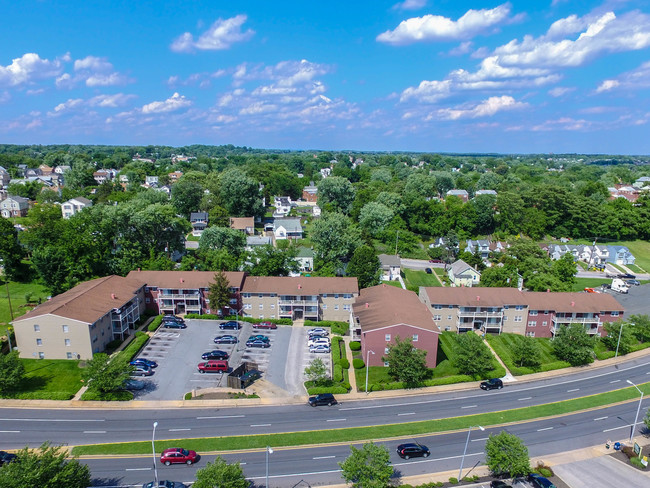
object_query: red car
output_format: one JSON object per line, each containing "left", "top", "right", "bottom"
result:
{"left": 254, "top": 321, "right": 277, "bottom": 330}
{"left": 197, "top": 360, "right": 228, "bottom": 373}
{"left": 160, "top": 447, "right": 198, "bottom": 466}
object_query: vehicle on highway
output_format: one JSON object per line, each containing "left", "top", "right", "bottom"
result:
{"left": 425, "top": 267, "right": 432, "bottom": 274}
{"left": 131, "top": 365, "right": 154, "bottom": 377}
{"left": 490, "top": 481, "right": 512, "bottom": 488}
{"left": 0, "top": 450, "right": 17, "bottom": 466}
{"left": 201, "top": 350, "right": 229, "bottom": 360}
{"left": 160, "top": 447, "right": 198, "bottom": 466}
{"left": 254, "top": 321, "right": 277, "bottom": 329}
{"left": 308, "top": 337, "right": 330, "bottom": 347}
{"left": 142, "top": 481, "right": 187, "bottom": 488}
{"left": 130, "top": 358, "right": 158, "bottom": 369}
{"left": 626, "top": 279, "right": 640, "bottom": 286}
{"left": 309, "top": 344, "right": 331, "bottom": 353}
{"left": 396, "top": 443, "right": 430, "bottom": 459}
{"left": 308, "top": 393, "right": 337, "bottom": 406}
{"left": 308, "top": 327, "right": 329, "bottom": 337}
{"left": 618, "top": 273, "right": 636, "bottom": 279}
{"left": 214, "top": 335, "right": 238, "bottom": 344}
{"left": 219, "top": 321, "right": 241, "bottom": 330}
{"left": 246, "top": 339, "right": 271, "bottom": 348}
{"left": 480, "top": 378, "right": 503, "bottom": 390}
{"left": 163, "top": 320, "right": 187, "bottom": 329}
{"left": 123, "top": 379, "right": 146, "bottom": 390}
{"left": 528, "top": 473, "right": 557, "bottom": 488}
{"left": 197, "top": 360, "right": 228, "bottom": 373}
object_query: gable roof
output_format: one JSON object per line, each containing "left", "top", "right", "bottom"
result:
{"left": 229, "top": 217, "right": 254, "bottom": 230}
{"left": 450, "top": 259, "right": 479, "bottom": 276}
{"left": 241, "top": 276, "right": 358, "bottom": 295}
{"left": 126, "top": 270, "right": 246, "bottom": 290}
{"left": 190, "top": 212, "right": 208, "bottom": 221}
{"left": 273, "top": 218, "right": 302, "bottom": 232}
{"left": 65, "top": 197, "right": 92, "bottom": 205}
{"left": 353, "top": 285, "right": 438, "bottom": 332}
{"left": 378, "top": 253, "right": 401, "bottom": 267}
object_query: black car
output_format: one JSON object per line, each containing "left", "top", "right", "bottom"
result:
{"left": 162, "top": 315, "right": 184, "bottom": 323}
{"left": 308, "top": 393, "right": 337, "bottom": 406}
{"left": 490, "top": 481, "right": 512, "bottom": 488}
{"left": 163, "top": 321, "right": 187, "bottom": 329}
{"left": 396, "top": 443, "right": 430, "bottom": 459}
{"left": 0, "top": 450, "right": 17, "bottom": 466}
{"left": 142, "top": 481, "right": 187, "bottom": 488}
{"left": 528, "top": 473, "right": 557, "bottom": 488}
{"left": 220, "top": 321, "right": 241, "bottom": 330}
{"left": 480, "top": 378, "right": 503, "bottom": 390}
{"left": 201, "top": 350, "right": 229, "bottom": 360}
{"left": 246, "top": 339, "right": 271, "bottom": 348}
{"left": 214, "top": 335, "right": 238, "bottom": 344}
{"left": 619, "top": 273, "right": 636, "bottom": 279}
{"left": 130, "top": 358, "right": 158, "bottom": 369}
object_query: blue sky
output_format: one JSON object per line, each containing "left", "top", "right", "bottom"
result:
{"left": 2, "top": 1, "right": 650, "bottom": 153}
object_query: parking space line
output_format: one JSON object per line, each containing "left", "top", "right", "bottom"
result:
{"left": 537, "top": 427, "right": 553, "bottom": 432}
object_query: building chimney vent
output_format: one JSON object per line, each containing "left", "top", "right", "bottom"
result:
{"left": 111, "top": 293, "right": 116, "bottom": 299}
{"left": 365, "top": 302, "right": 369, "bottom": 308}
{"left": 180, "top": 278, "right": 184, "bottom": 283}
{"left": 476, "top": 295, "right": 480, "bottom": 301}
{"left": 571, "top": 301, "right": 575, "bottom": 307}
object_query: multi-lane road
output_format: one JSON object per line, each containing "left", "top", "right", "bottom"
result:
{"left": 1, "top": 355, "right": 648, "bottom": 486}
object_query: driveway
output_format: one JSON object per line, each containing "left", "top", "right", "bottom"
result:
{"left": 553, "top": 455, "right": 650, "bottom": 487}
{"left": 603, "top": 283, "right": 650, "bottom": 315}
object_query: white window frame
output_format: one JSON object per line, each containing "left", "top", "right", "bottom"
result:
{"left": 385, "top": 333, "right": 391, "bottom": 341}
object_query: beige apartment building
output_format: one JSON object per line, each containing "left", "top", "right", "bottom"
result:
{"left": 12, "top": 276, "right": 146, "bottom": 360}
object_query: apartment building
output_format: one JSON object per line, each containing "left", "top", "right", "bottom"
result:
{"left": 419, "top": 287, "right": 624, "bottom": 338}
{"left": 12, "top": 276, "right": 146, "bottom": 360}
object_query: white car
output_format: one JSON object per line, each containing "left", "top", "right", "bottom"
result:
{"left": 308, "top": 328, "right": 329, "bottom": 337}
{"left": 308, "top": 338, "right": 331, "bottom": 348}
{"left": 310, "top": 344, "right": 331, "bottom": 353}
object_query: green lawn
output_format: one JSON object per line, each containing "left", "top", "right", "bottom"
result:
{"left": 381, "top": 280, "right": 402, "bottom": 288}
{"left": 3, "top": 359, "right": 83, "bottom": 400}
{"left": 626, "top": 263, "right": 643, "bottom": 274}
{"left": 572, "top": 277, "right": 610, "bottom": 292}
{"left": 403, "top": 268, "right": 442, "bottom": 288}
{"left": 486, "top": 333, "right": 571, "bottom": 376}
{"left": 0, "top": 281, "right": 49, "bottom": 335}
{"left": 619, "top": 240, "right": 650, "bottom": 272}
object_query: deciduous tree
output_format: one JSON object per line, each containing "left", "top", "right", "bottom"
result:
{"left": 317, "top": 176, "right": 356, "bottom": 214}
{"left": 0, "top": 218, "right": 24, "bottom": 281}
{"left": 453, "top": 332, "right": 494, "bottom": 378}
{"left": 382, "top": 336, "right": 428, "bottom": 388}
{"left": 171, "top": 179, "right": 204, "bottom": 218}
{"left": 0, "top": 350, "right": 25, "bottom": 395}
{"left": 358, "top": 202, "right": 394, "bottom": 236}
{"left": 511, "top": 336, "right": 543, "bottom": 369}
{"left": 339, "top": 442, "right": 393, "bottom": 488}
{"left": 346, "top": 246, "right": 381, "bottom": 289}
{"left": 193, "top": 456, "right": 249, "bottom": 488}
{"left": 601, "top": 322, "right": 635, "bottom": 356}
{"left": 245, "top": 245, "right": 299, "bottom": 277}
{"left": 219, "top": 169, "right": 263, "bottom": 217}
{"left": 81, "top": 354, "right": 133, "bottom": 395}
{"left": 200, "top": 226, "right": 246, "bottom": 256}
{"left": 552, "top": 322, "right": 596, "bottom": 366}
{"left": 485, "top": 431, "right": 530, "bottom": 478}
{"left": 304, "top": 358, "right": 329, "bottom": 385}
{"left": 311, "top": 212, "right": 362, "bottom": 265}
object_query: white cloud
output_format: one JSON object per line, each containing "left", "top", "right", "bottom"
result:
{"left": 448, "top": 41, "right": 474, "bottom": 56}
{"left": 74, "top": 56, "right": 113, "bottom": 72}
{"left": 596, "top": 79, "right": 620, "bottom": 92}
{"left": 167, "top": 69, "right": 228, "bottom": 88}
{"left": 47, "top": 93, "right": 136, "bottom": 116}
{"left": 56, "top": 73, "right": 73, "bottom": 89}
{"left": 377, "top": 3, "right": 515, "bottom": 45}
{"left": 69, "top": 55, "right": 131, "bottom": 87}
{"left": 531, "top": 117, "right": 590, "bottom": 131}
{"left": 594, "top": 60, "right": 650, "bottom": 93}
{"left": 548, "top": 86, "right": 575, "bottom": 97}
{"left": 171, "top": 14, "right": 255, "bottom": 52}
{"left": 392, "top": 0, "right": 427, "bottom": 11}
{"left": 141, "top": 92, "right": 192, "bottom": 114}
{"left": 0, "top": 53, "right": 63, "bottom": 87}
{"left": 436, "top": 95, "right": 527, "bottom": 120}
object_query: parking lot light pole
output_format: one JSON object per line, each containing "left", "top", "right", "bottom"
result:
{"left": 152, "top": 421, "right": 159, "bottom": 486}
{"left": 626, "top": 380, "right": 643, "bottom": 443}
{"left": 265, "top": 446, "right": 273, "bottom": 488}
{"left": 365, "top": 350, "right": 375, "bottom": 394}
{"left": 459, "top": 425, "right": 484, "bottom": 482}
{"left": 615, "top": 323, "right": 624, "bottom": 358}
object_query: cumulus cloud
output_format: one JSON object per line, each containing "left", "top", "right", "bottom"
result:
{"left": 141, "top": 92, "right": 192, "bottom": 114}
{"left": 71, "top": 55, "right": 131, "bottom": 87}
{"left": 392, "top": 0, "right": 427, "bottom": 10}
{"left": 447, "top": 41, "right": 474, "bottom": 56}
{"left": 377, "top": 3, "right": 515, "bottom": 45}
{"left": 436, "top": 95, "right": 527, "bottom": 120}
{"left": 595, "top": 60, "right": 650, "bottom": 93}
{"left": 171, "top": 15, "right": 255, "bottom": 52}
{"left": 47, "top": 93, "right": 137, "bottom": 116}
{"left": 0, "top": 53, "right": 63, "bottom": 87}
{"left": 548, "top": 86, "right": 575, "bottom": 97}
{"left": 167, "top": 70, "right": 227, "bottom": 88}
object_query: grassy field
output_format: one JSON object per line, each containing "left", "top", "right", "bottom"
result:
{"left": 486, "top": 333, "right": 571, "bottom": 376}
{"left": 2, "top": 359, "right": 83, "bottom": 400}
{"left": 571, "top": 277, "right": 611, "bottom": 292}
{"left": 380, "top": 280, "right": 402, "bottom": 288}
{"left": 0, "top": 281, "right": 49, "bottom": 335}
{"left": 403, "top": 268, "right": 442, "bottom": 288}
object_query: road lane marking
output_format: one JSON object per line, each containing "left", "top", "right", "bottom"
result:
{"left": 594, "top": 416, "right": 608, "bottom": 421}
{"left": 126, "top": 467, "right": 151, "bottom": 471}
{"left": 313, "top": 455, "right": 336, "bottom": 459}
{"left": 537, "top": 427, "right": 553, "bottom": 432}
{"left": 0, "top": 418, "right": 104, "bottom": 422}
{"left": 0, "top": 430, "right": 20, "bottom": 433}
{"left": 610, "top": 380, "right": 621, "bottom": 383}
{"left": 397, "top": 412, "right": 415, "bottom": 416}
{"left": 567, "top": 388, "right": 580, "bottom": 392}
{"left": 471, "top": 437, "right": 488, "bottom": 442}
{"left": 518, "top": 397, "right": 532, "bottom": 401}
{"left": 83, "top": 430, "right": 107, "bottom": 434}
{"left": 603, "top": 425, "right": 630, "bottom": 432}
{"left": 326, "top": 419, "right": 346, "bottom": 422}
{"left": 250, "top": 424, "right": 271, "bottom": 427}
{"left": 169, "top": 428, "right": 191, "bottom": 432}
{"left": 461, "top": 405, "right": 476, "bottom": 409}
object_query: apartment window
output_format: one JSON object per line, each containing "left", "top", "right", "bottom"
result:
{"left": 62, "top": 325, "right": 69, "bottom": 333}
{"left": 145, "top": 298, "right": 151, "bottom": 303}
{"left": 229, "top": 298, "right": 237, "bottom": 304}
{"left": 93, "top": 336, "right": 98, "bottom": 343}
{"left": 36, "top": 338, "right": 42, "bottom": 346}
{"left": 322, "top": 294, "right": 328, "bottom": 298}
{"left": 448, "top": 315, "right": 452, "bottom": 320}
{"left": 412, "top": 334, "right": 419, "bottom": 342}
{"left": 611, "top": 311, "right": 620, "bottom": 317}
{"left": 544, "top": 310, "right": 549, "bottom": 315}
{"left": 65, "top": 339, "right": 71, "bottom": 346}
{"left": 39, "top": 352, "right": 45, "bottom": 359}
{"left": 515, "top": 305, "right": 524, "bottom": 311}
{"left": 448, "top": 305, "right": 453, "bottom": 309}
{"left": 66, "top": 352, "right": 73, "bottom": 359}
{"left": 144, "top": 286, "right": 149, "bottom": 292}
{"left": 384, "top": 347, "right": 390, "bottom": 354}
{"left": 526, "top": 331, "right": 536, "bottom": 337}
{"left": 259, "top": 315, "right": 264, "bottom": 319}
{"left": 270, "top": 304, "right": 275, "bottom": 309}
{"left": 528, "top": 321, "right": 537, "bottom": 327}
{"left": 344, "top": 293, "right": 352, "bottom": 299}
{"left": 334, "top": 294, "right": 339, "bottom": 299}
{"left": 542, "top": 321, "right": 548, "bottom": 326}
{"left": 503, "top": 316, "right": 508, "bottom": 321}
{"left": 530, "top": 310, "right": 538, "bottom": 316}
{"left": 445, "top": 326, "right": 451, "bottom": 331}
{"left": 385, "top": 334, "right": 391, "bottom": 341}
{"left": 384, "top": 361, "right": 389, "bottom": 367}
{"left": 322, "top": 304, "right": 327, "bottom": 309}
{"left": 434, "top": 305, "right": 442, "bottom": 310}
{"left": 334, "top": 305, "right": 339, "bottom": 310}
{"left": 514, "top": 316, "right": 522, "bottom": 322}
{"left": 244, "top": 304, "right": 252, "bottom": 310}
{"left": 504, "top": 305, "right": 509, "bottom": 310}
{"left": 271, "top": 315, "right": 276, "bottom": 319}
{"left": 344, "top": 304, "right": 351, "bottom": 311}
{"left": 243, "top": 293, "right": 251, "bottom": 298}
{"left": 433, "top": 315, "right": 441, "bottom": 321}
{"left": 259, "top": 304, "right": 264, "bottom": 309}
{"left": 258, "top": 293, "right": 263, "bottom": 298}
{"left": 33, "top": 324, "right": 40, "bottom": 332}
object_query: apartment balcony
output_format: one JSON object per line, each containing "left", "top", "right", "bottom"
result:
{"left": 278, "top": 299, "right": 319, "bottom": 307}
{"left": 457, "top": 310, "right": 503, "bottom": 319}
{"left": 553, "top": 315, "right": 600, "bottom": 325}
{"left": 552, "top": 324, "right": 600, "bottom": 335}
{"left": 159, "top": 293, "right": 200, "bottom": 299}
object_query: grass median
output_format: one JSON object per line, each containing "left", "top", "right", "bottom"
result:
{"left": 72, "top": 382, "right": 650, "bottom": 456}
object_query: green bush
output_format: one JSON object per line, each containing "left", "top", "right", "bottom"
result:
{"left": 630, "top": 456, "right": 646, "bottom": 469}
{"left": 448, "top": 477, "right": 459, "bottom": 485}
{"left": 333, "top": 364, "right": 343, "bottom": 382}
{"left": 306, "top": 385, "right": 349, "bottom": 395}
{"left": 331, "top": 336, "right": 344, "bottom": 363}
{"left": 349, "top": 341, "right": 361, "bottom": 351}
{"left": 148, "top": 315, "right": 163, "bottom": 332}
{"left": 353, "top": 358, "right": 365, "bottom": 369}
{"left": 120, "top": 332, "right": 149, "bottom": 361}
{"left": 340, "top": 358, "right": 350, "bottom": 369}
{"left": 80, "top": 389, "right": 132, "bottom": 401}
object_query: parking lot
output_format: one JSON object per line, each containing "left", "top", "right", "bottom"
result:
{"left": 130, "top": 319, "right": 331, "bottom": 400}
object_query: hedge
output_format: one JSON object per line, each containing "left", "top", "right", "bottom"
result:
{"left": 119, "top": 331, "right": 149, "bottom": 362}
{"left": 349, "top": 341, "right": 361, "bottom": 351}
{"left": 148, "top": 315, "right": 163, "bottom": 332}
{"left": 306, "top": 385, "right": 350, "bottom": 395}
{"left": 304, "top": 320, "right": 348, "bottom": 336}
{"left": 333, "top": 364, "right": 343, "bottom": 382}
{"left": 331, "top": 336, "right": 344, "bottom": 364}
{"left": 353, "top": 358, "right": 365, "bottom": 369}
{"left": 340, "top": 358, "right": 350, "bottom": 369}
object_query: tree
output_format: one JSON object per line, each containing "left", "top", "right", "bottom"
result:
{"left": 200, "top": 226, "right": 246, "bottom": 256}
{"left": 551, "top": 253, "right": 577, "bottom": 289}
{"left": 358, "top": 202, "right": 394, "bottom": 236}
{"left": 346, "top": 246, "right": 381, "bottom": 289}
{"left": 0, "top": 350, "right": 25, "bottom": 395}
{"left": 552, "top": 322, "right": 596, "bottom": 366}
{"left": 601, "top": 322, "right": 635, "bottom": 356}
{"left": 382, "top": 336, "right": 428, "bottom": 387}
{"left": 339, "top": 442, "right": 393, "bottom": 488}
{"left": 511, "top": 336, "right": 543, "bottom": 369}
{"left": 208, "top": 270, "right": 232, "bottom": 315}
{"left": 0, "top": 442, "right": 90, "bottom": 488}
{"left": 453, "top": 332, "right": 494, "bottom": 378}
{"left": 193, "top": 456, "right": 249, "bottom": 488}
{"left": 245, "top": 245, "right": 299, "bottom": 276}
{"left": 311, "top": 212, "right": 362, "bottom": 265}
{"left": 219, "top": 169, "right": 263, "bottom": 217}
{"left": 629, "top": 314, "right": 650, "bottom": 343}
{"left": 0, "top": 218, "right": 24, "bottom": 280}
{"left": 304, "top": 358, "right": 329, "bottom": 385}
{"left": 171, "top": 179, "right": 204, "bottom": 218}
{"left": 485, "top": 431, "right": 530, "bottom": 478}
{"left": 644, "top": 406, "right": 650, "bottom": 432}
{"left": 82, "top": 354, "right": 133, "bottom": 394}
{"left": 317, "top": 176, "right": 356, "bottom": 214}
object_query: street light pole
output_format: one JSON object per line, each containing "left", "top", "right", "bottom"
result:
{"left": 365, "top": 350, "right": 375, "bottom": 394}
{"left": 152, "top": 421, "right": 159, "bottom": 486}
{"left": 265, "top": 446, "right": 273, "bottom": 488}
{"left": 459, "top": 425, "right": 484, "bottom": 482}
{"left": 627, "top": 380, "right": 644, "bottom": 443}
{"left": 615, "top": 323, "right": 624, "bottom": 358}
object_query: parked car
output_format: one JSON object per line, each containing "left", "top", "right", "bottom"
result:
{"left": 201, "top": 350, "right": 229, "bottom": 361}
{"left": 248, "top": 334, "right": 270, "bottom": 342}
{"left": 425, "top": 268, "right": 433, "bottom": 274}
{"left": 143, "top": 481, "right": 187, "bottom": 488}
{"left": 480, "top": 378, "right": 503, "bottom": 390}
{"left": 0, "top": 450, "right": 17, "bottom": 466}
{"left": 130, "top": 358, "right": 158, "bottom": 369}
{"left": 490, "top": 481, "right": 512, "bottom": 488}
{"left": 309, "top": 344, "right": 331, "bottom": 353}
{"left": 163, "top": 320, "right": 187, "bottom": 329}
{"left": 583, "top": 287, "right": 598, "bottom": 293}
{"left": 308, "top": 337, "right": 330, "bottom": 347}
{"left": 396, "top": 443, "right": 430, "bottom": 459}
{"left": 626, "top": 279, "right": 640, "bottom": 286}
{"left": 123, "top": 379, "right": 146, "bottom": 390}
{"left": 197, "top": 360, "right": 229, "bottom": 373}
{"left": 308, "top": 393, "right": 337, "bottom": 406}
{"left": 162, "top": 315, "right": 184, "bottom": 323}
{"left": 160, "top": 447, "right": 198, "bottom": 466}
{"left": 600, "top": 283, "right": 611, "bottom": 289}
{"left": 618, "top": 273, "right": 636, "bottom": 279}
{"left": 308, "top": 328, "right": 329, "bottom": 337}
{"left": 254, "top": 321, "right": 277, "bottom": 329}
{"left": 247, "top": 339, "right": 271, "bottom": 348}
{"left": 219, "top": 321, "right": 241, "bottom": 330}
{"left": 429, "top": 258, "right": 443, "bottom": 263}
{"left": 131, "top": 365, "right": 154, "bottom": 377}
{"left": 214, "top": 335, "right": 238, "bottom": 344}
{"left": 527, "top": 473, "right": 557, "bottom": 488}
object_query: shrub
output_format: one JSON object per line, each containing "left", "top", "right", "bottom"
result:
{"left": 306, "top": 385, "right": 349, "bottom": 395}
{"left": 353, "top": 358, "right": 365, "bottom": 369}
{"left": 349, "top": 341, "right": 361, "bottom": 351}
{"left": 331, "top": 336, "right": 344, "bottom": 363}
{"left": 448, "top": 477, "right": 459, "bottom": 484}
{"left": 304, "top": 320, "right": 348, "bottom": 336}
{"left": 622, "top": 445, "right": 636, "bottom": 459}
{"left": 333, "top": 364, "right": 343, "bottom": 382}
{"left": 630, "top": 456, "right": 646, "bottom": 469}
{"left": 534, "top": 462, "right": 554, "bottom": 478}
{"left": 340, "top": 358, "right": 350, "bottom": 369}
{"left": 148, "top": 315, "right": 163, "bottom": 332}
{"left": 184, "top": 392, "right": 192, "bottom": 400}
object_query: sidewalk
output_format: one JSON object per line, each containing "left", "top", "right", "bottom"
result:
{"left": 341, "top": 336, "right": 359, "bottom": 392}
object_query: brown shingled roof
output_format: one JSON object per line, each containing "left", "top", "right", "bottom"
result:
{"left": 229, "top": 217, "right": 254, "bottom": 230}
{"left": 241, "top": 276, "right": 358, "bottom": 295}
{"left": 13, "top": 275, "right": 145, "bottom": 324}
{"left": 126, "top": 270, "right": 246, "bottom": 290}
{"left": 353, "top": 284, "right": 438, "bottom": 332}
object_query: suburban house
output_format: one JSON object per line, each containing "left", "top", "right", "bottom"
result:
{"left": 12, "top": 275, "right": 146, "bottom": 360}
{"left": 446, "top": 189, "right": 469, "bottom": 202}
{"left": 273, "top": 196, "right": 292, "bottom": 217}
{"left": 0, "top": 196, "right": 30, "bottom": 218}
{"left": 633, "top": 176, "right": 650, "bottom": 189}
{"left": 609, "top": 185, "right": 641, "bottom": 203}
{"left": 0, "top": 167, "right": 11, "bottom": 188}
{"left": 229, "top": 217, "right": 255, "bottom": 235}
{"left": 320, "top": 167, "right": 331, "bottom": 178}
{"left": 378, "top": 254, "right": 401, "bottom": 281}
{"left": 352, "top": 285, "right": 439, "bottom": 368}
{"left": 607, "top": 245, "right": 636, "bottom": 266}
{"left": 241, "top": 276, "right": 358, "bottom": 322}
{"left": 465, "top": 239, "right": 491, "bottom": 259}
{"left": 246, "top": 235, "right": 272, "bottom": 250}
{"left": 475, "top": 189, "right": 497, "bottom": 197}
{"left": 302, "top": 185, "right": 318, "bottom": 202}
{"left": 126, "top": 270, "right": 246, "bottom": 316}
{"left": 448, "top": 259, "right": 481, "bottom": 287}
{"left": 547, "top": 243, "right": 611, "bottom": 266}
{"left": 419, "top": 286, "right": 624, "bottom": 338}
{"left": 61, "top": 197, "right": 93, "bottom": 219}
{"left": 295, "top": 247, "right": 314, "bottom": 272}
{"left": 429, "top": 237, "right": 459, "bottom": 252}
{"left": 54, "top": 165, "right": 70, "bottom": 175}
{"left": 145, "top": 175, "right": 159, "bottom": 187}
{"left": 168, "top": 171, "right": 183, "bottom": 183}
{"left": 273, "top": 218, "right": 303, "bottom": 240}
{"left": 93, "top": 169, "right": 117, "bottom": 185}
{"left": 190, "top": 212, "right": 209, "bottom": 236}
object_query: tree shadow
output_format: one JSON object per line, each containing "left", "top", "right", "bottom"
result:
{"left": 90, "top": 476, "right": 125, "bottom": 487}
